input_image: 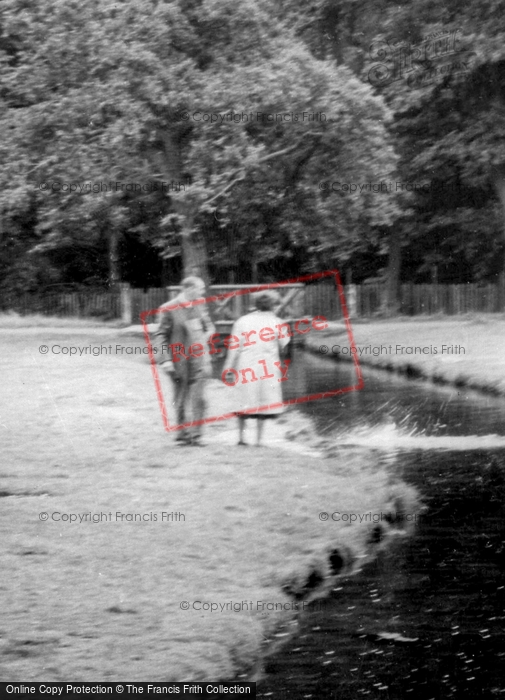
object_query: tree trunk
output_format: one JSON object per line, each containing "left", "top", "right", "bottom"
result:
{"left": 382, "top": 227, "right": 401, "bottom": 316}
{"left": 492, "top": 166, "right": 505, "bottom": 248}
{"left": 174, "top": 206, "right": 211, "bottom": 287}
{"left": 153, "top": 125, "right": 212, "bottom": 286}
{"left": 108, "top": 229, "right": 120, "bottom": 289}
{"left": 181, "top": 224, "right": 210, "bottom": 287}
{"left": 251, "top": 250, "right": 258, "bottom": 284}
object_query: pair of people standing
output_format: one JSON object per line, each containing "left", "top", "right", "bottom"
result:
{"left": 157, "top": 279, "right": 290, "bottom": 447}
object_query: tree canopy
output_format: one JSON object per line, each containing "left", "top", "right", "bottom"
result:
{"left": 1, "top": 0, "right": 504, "bottom": 299}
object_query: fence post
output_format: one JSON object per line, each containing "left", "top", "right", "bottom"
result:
{"left": 120, "top": 283, "right": 132, "bottom": 325}
{"left": 345, "top": 284, "right": 358, "bottom": 318}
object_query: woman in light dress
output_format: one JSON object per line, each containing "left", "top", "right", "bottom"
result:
{"left": 224, "top": 290, "right": 291, "bottom": 446}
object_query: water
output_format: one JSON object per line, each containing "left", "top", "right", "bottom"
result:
{"left": 257, "top": 353, "right": 505, "bottom": 699}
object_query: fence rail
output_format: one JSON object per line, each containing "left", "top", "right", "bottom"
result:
{"left": 2, "top": 280, "right": 505, "bottom": 322}
{"left": 357, "top": 281, "right": 505, "bottom": 316}
{"left": 1, "top": 289, "right": 121, "bottom": 319}
{"left": 304, "top": 280, "right": 505, "bottom": 319}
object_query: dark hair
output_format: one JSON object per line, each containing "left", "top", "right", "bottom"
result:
{"left": 254, "top": 291, "right": 277, "bottom": 311}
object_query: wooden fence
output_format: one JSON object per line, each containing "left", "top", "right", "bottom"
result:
{"left": 3, "top": 280, "right": 505, "bottom": 322}
{"left": 132, "top": 284, "right": 305, "bottom": 329}
{"left": 357, "top": 281, "right": 505, "bottom": 316}
{"left": 1, "top": 289, "right": 121, "bottom": 319}
{"left": 305, "top": 280, "right": 505, "bottom": 318}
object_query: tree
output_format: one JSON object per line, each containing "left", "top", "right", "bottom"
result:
{"left": 278, "top": 0, "right": 505, "bottom": 309}
{"left": 0, "top": 0, "right": 400, "bottom": 294}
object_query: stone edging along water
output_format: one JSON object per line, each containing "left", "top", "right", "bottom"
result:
{"left": 245, "top": 480, "right": 421, "bottom": 682}
{"left": 303, "top": 328, "right": 505, "bottom": 398}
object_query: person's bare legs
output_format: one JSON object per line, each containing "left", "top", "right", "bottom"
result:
{"left": 238, "top": 416, "right": 247, "bottom": 445}
{"left": 256, "top": 418, "right": 265, "bottom": 447}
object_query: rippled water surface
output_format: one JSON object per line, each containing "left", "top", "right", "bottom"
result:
{"left": 258, "top": 354, "right": 505, "bottom": 699}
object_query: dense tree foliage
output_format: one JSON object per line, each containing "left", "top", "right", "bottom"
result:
{"left": 1, "top": 0, "right": 504, "bottom": 304}
{"left": 281, "top": 0, "right": 505, "bottom": 294}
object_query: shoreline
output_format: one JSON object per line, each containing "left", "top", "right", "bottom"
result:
{"left": 1, "top": 321, "right": 422, "bottom": 681}
{"left": 305, "top": 315, "right": 505, "bottom": 397}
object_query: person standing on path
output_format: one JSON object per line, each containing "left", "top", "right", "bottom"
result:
{"left": 156, "top": 276, "right": 215, "bottom": 446}
{"left": 224, "top": 290, "right": 291, "bottom": 447}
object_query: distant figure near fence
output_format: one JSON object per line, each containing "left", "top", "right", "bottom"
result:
{"left": 156, "top": 277, "right": 215, "bottom": 446}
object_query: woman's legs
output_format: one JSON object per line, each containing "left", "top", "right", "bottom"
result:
{"left": 256, "top": 418, "right": 265, "bottom": 446}
{"left": 238, "top": 416, "right": 268, "bottom": 445}
{"left": 238, "top": 416, "right": 247, "bottom": 445}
